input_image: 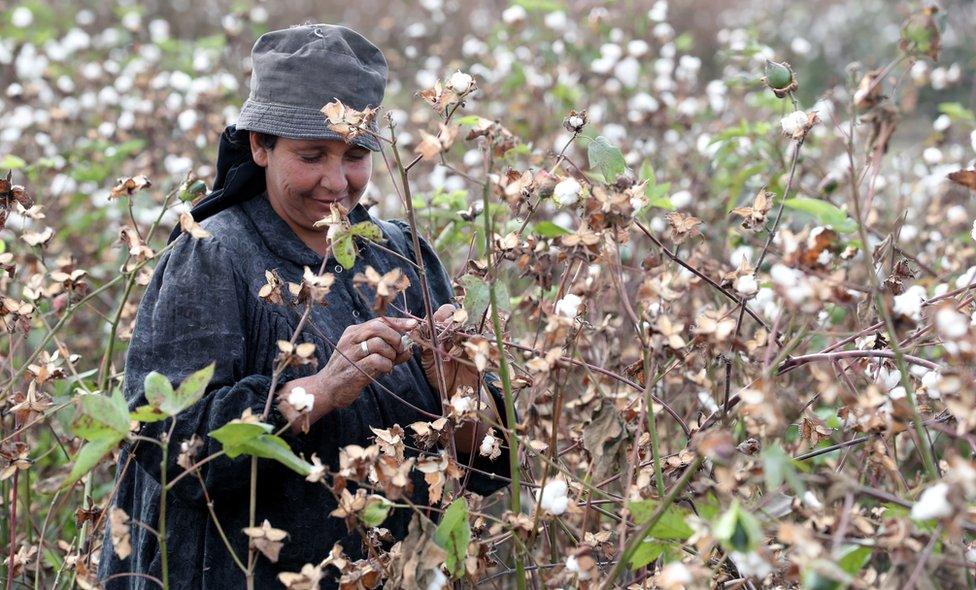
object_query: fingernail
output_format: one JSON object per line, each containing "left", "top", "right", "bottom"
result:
{"left": 405, "top": 319, "right": 418, "bottom": 328}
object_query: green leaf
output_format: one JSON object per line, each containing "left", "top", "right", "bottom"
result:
{"left": 460, "top": 275, "right": 490, "bottom": 323}
{"left": 348, "top": 221, "right": 384, "bottom": 242}
{"left": 209, "top": 421, "right": 311, "bottom": 476}
{"left": 637, "top": 162, "right": 674, "bottom": 213}
{"left": 586, "top": 136, "right": 627, "bottom": 183}
{"left": 433, "top": 497, "right": 470, "bottom": 578}
{"left": 512, "top": 0, "right": 565, "bottom": 12}
{"left": 713, "top": 501, "right": 763, "bottom": 553}
{"left": 78, "top": 390, "right": 131, "bottom": 437}
{"left": 647, "top": 183, "right": 674, "bottom": 210}
{"left": 532, "top": 221, "right": 572, "bottom": 238}
{"left": 130, "top": 405, "right": 168, "bottom": 423}
{"left": 628, "top": 500, "right": 693, "bottom": 540}
{"left": 762, "top": 443, "right": 805, "bottom": 495}
{"left": 170, "top": 363, "right": 214, "bottom": 415}
{"left": 696, "top": 494, "right": 722, "bottom": 521}
{"left": 782, "top": 197, "right": 857, "bottom": 234}
{"left": 62, "top": 434, "right": 122, "bottom": 488}
{"left": 0, "top": 154, "right": 27, "bottom": 170}
{"left": 237, "top": 434, "right": 312, "bottom": 477}
{"left": 209, "top": 421, "right": 274, "bottom": 453}
{"left": 635, "top": 181, "right": 675, "bottom": 216}
{"left": 938, "top": 102, "right": 975, "bottom": 122}
{"left": 836, "top": 544, "right": 873, "bottom": 576}
{"left": 143, "top": 371, "right": 174, "bottom": 410}
{"left": 628, "top": 539, "right": 666, "bottom": 569}
{"left": 333, "top": 234, "right": 356, "bottom": 269}
{"left": 361, "top": 495, "right": 392, "bottom": 527}
{"left": 143, "top": 364, "right": 213, "bottom": 417}
{"left": 456, "top": 115, "right": 483, "bottom": 127}
{"left": 639, "top": 161, "right": 657, "bottom": 185}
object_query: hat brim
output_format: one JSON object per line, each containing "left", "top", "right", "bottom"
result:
{"left": 236, "top": 99, "right": 381, "bottom": 152}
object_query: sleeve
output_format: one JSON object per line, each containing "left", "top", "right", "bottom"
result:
{"left": 122, "top": 234, "right": 298, "bottom": 506}
{"left": 390, "top": 219, "right": 517, "bottom": 496}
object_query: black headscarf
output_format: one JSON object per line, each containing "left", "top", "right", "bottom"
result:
{"left": 167, "top": 124, "right": 266, "bottom": 244}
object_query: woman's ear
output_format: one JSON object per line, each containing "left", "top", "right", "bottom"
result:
{"left": 248, "top": 131, "right": 269, "bottom": 167}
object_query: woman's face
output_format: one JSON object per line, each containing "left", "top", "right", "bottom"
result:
{"left": 249, "top": 133, "right": 373, "bottom": 234}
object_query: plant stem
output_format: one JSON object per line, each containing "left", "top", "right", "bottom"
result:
{"left": 481, "top": 145, "right": 526, "bottom": 590}
{"left": 159, "top": 424, "right": 173, "bottom": 589}
{"left": 642, "top": 350, "right": 666, "bottom": 498}
{"left": 601, "top": 456, "right": 703, "bottom": 589}
{"left": 843, "top": 68, "right": 938, "bottom": 481}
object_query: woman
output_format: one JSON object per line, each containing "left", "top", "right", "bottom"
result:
{"left": 99, "top": 23, "right": 511, "bottom": 589}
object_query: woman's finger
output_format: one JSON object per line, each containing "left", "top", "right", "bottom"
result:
{"left": 357, "top": 336, "right": 398, "bottom": 362}
{"left": 432, "top": 303, "right": 455, "bottom": 323}
{"left": 378, "top": 316, "right": 419, "bottom": 334}
{"left": 393, "top": 345, "right": 413, "bottom": 365}
{"left": 357, "top": 321, "right": 409, "bottom": 352}
{"left": 361, "top": 353, "right": 394, "bottom": 377}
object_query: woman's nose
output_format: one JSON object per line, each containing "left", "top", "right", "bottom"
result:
{"left": 319, "top": 158, "right": 348, "bottom": 194}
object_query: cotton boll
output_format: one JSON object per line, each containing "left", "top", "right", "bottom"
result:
{"left": 177, "top": 109, "right": 198, "bottom": 132}
{"left": 670, "top": 190, "right": 692, "bottom": 209}
{"left": 544, "top": 11, "right": 567, "bottom": 30}
{"left": 425, "top": 568, "right": 448, "bottom": 590}
{"left": 910, "top": 61, "right": 929, "bottom": 84}
{"left": 98, "top": 121, "right": 116, "bottom": 137}
{"left": 933, "top": 114, "right": 951, "bottom": 132}
{"left": 627, "top": 39, "right": 649, "bottom": 57}
{"left": 802, "top": 491, "right": 824, "bottom": 510}
{"left": 565, "top": 555, "right": 591, "bottom": 580}
{"left": 937, "top": 307, "right": 969, "bottom": 339}
{"left": 614, "top": 56, "right": 640, "bottom": 88}
{"left": 11, "top": 6, "right": 34, "bottom": 27}
{"left": 892, "top": 284, "right": 927, "bottom": 321}
{"left": 164, "top": 155, "right": 193, "bottom": 176}
{"left": 502, "top": 5, "right": 527, "bottom": 24}
{"left": 537, "top": 479, "right": 569, "bottom": 515}
{"left": 921, "top": 370, "right": 942, "bottom": 399}
{"left": 287, "top": 387, "right": 315, "bottom": 413}
{"left": 923, "top": 147, "right": 943, "bottom": 165}
{"left": 149, "top": 19, "right": 171, "bottom": 43}
{"left": 451, "top": 396, "right": 473, "bottom": 414}
{"left": 911, "top": 482, "right": 954, "bottom": 520}
{"left": 780, "top": 110, "right": 808, "bottom": 136}
{"left": 555, "top": 294, "right": 583, "bottom": 318}
{"left": 734, "top": 274, "right": 758, "bottom": 296}
{"left": 479, "top": 432, "right": 497, "bottom": 456}
{"left": 590, "top": 55, "right": 616, "bottom": 75}
{"left": 658, "top": 562, "right": 692, "bottom": 585}
{"left": 947, "top": 205, "right": 967, "bottom": 224}
{"left": 648, "top": 0, "right": 667, "bottom": 22}
{"left": 121, "top": 11, "right": 142, "bottom": 32}
{"left": 553, "top": 178, "right": 582, "bottom": 207}
{"left": 876, "top": 367, "right": 901, "bottom": 392}
{"left": 729, "top": 551, "right": 772, "bottom": 579}
{"left": 652, "top": 22, "right": 674, "bottom": 40}
{"left": 448, "top": 70, "right": 473, "bottom": 93}
{"left": 729, "top": 245, "right": 753, "bottom": 267}
{"left": 790, "top": 37, "right": 812, "bottom": 55}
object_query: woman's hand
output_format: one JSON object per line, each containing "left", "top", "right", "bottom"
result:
{"left": 418, "top": 304, "right": 504, "bottom": 456}
{"left": 418, "top": 304, "right": 481, "bottom": 398}
{"left": 277, "top": 316, "right": 417, "bottom": 432}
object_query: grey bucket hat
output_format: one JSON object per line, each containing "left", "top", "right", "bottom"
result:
{"left": 236, "top": 23, "right": 387, "bottom": 151}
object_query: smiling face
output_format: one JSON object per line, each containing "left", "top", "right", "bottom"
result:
{"left": 249, "top": 133, "right": 373, "bottom": 250}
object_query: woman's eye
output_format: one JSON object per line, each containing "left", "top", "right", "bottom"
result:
{"left": 346, "top": 152, "right": 368, "bottom": 161}
{"left": 300, "top": 155, "right": 321, "bottom": 163}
